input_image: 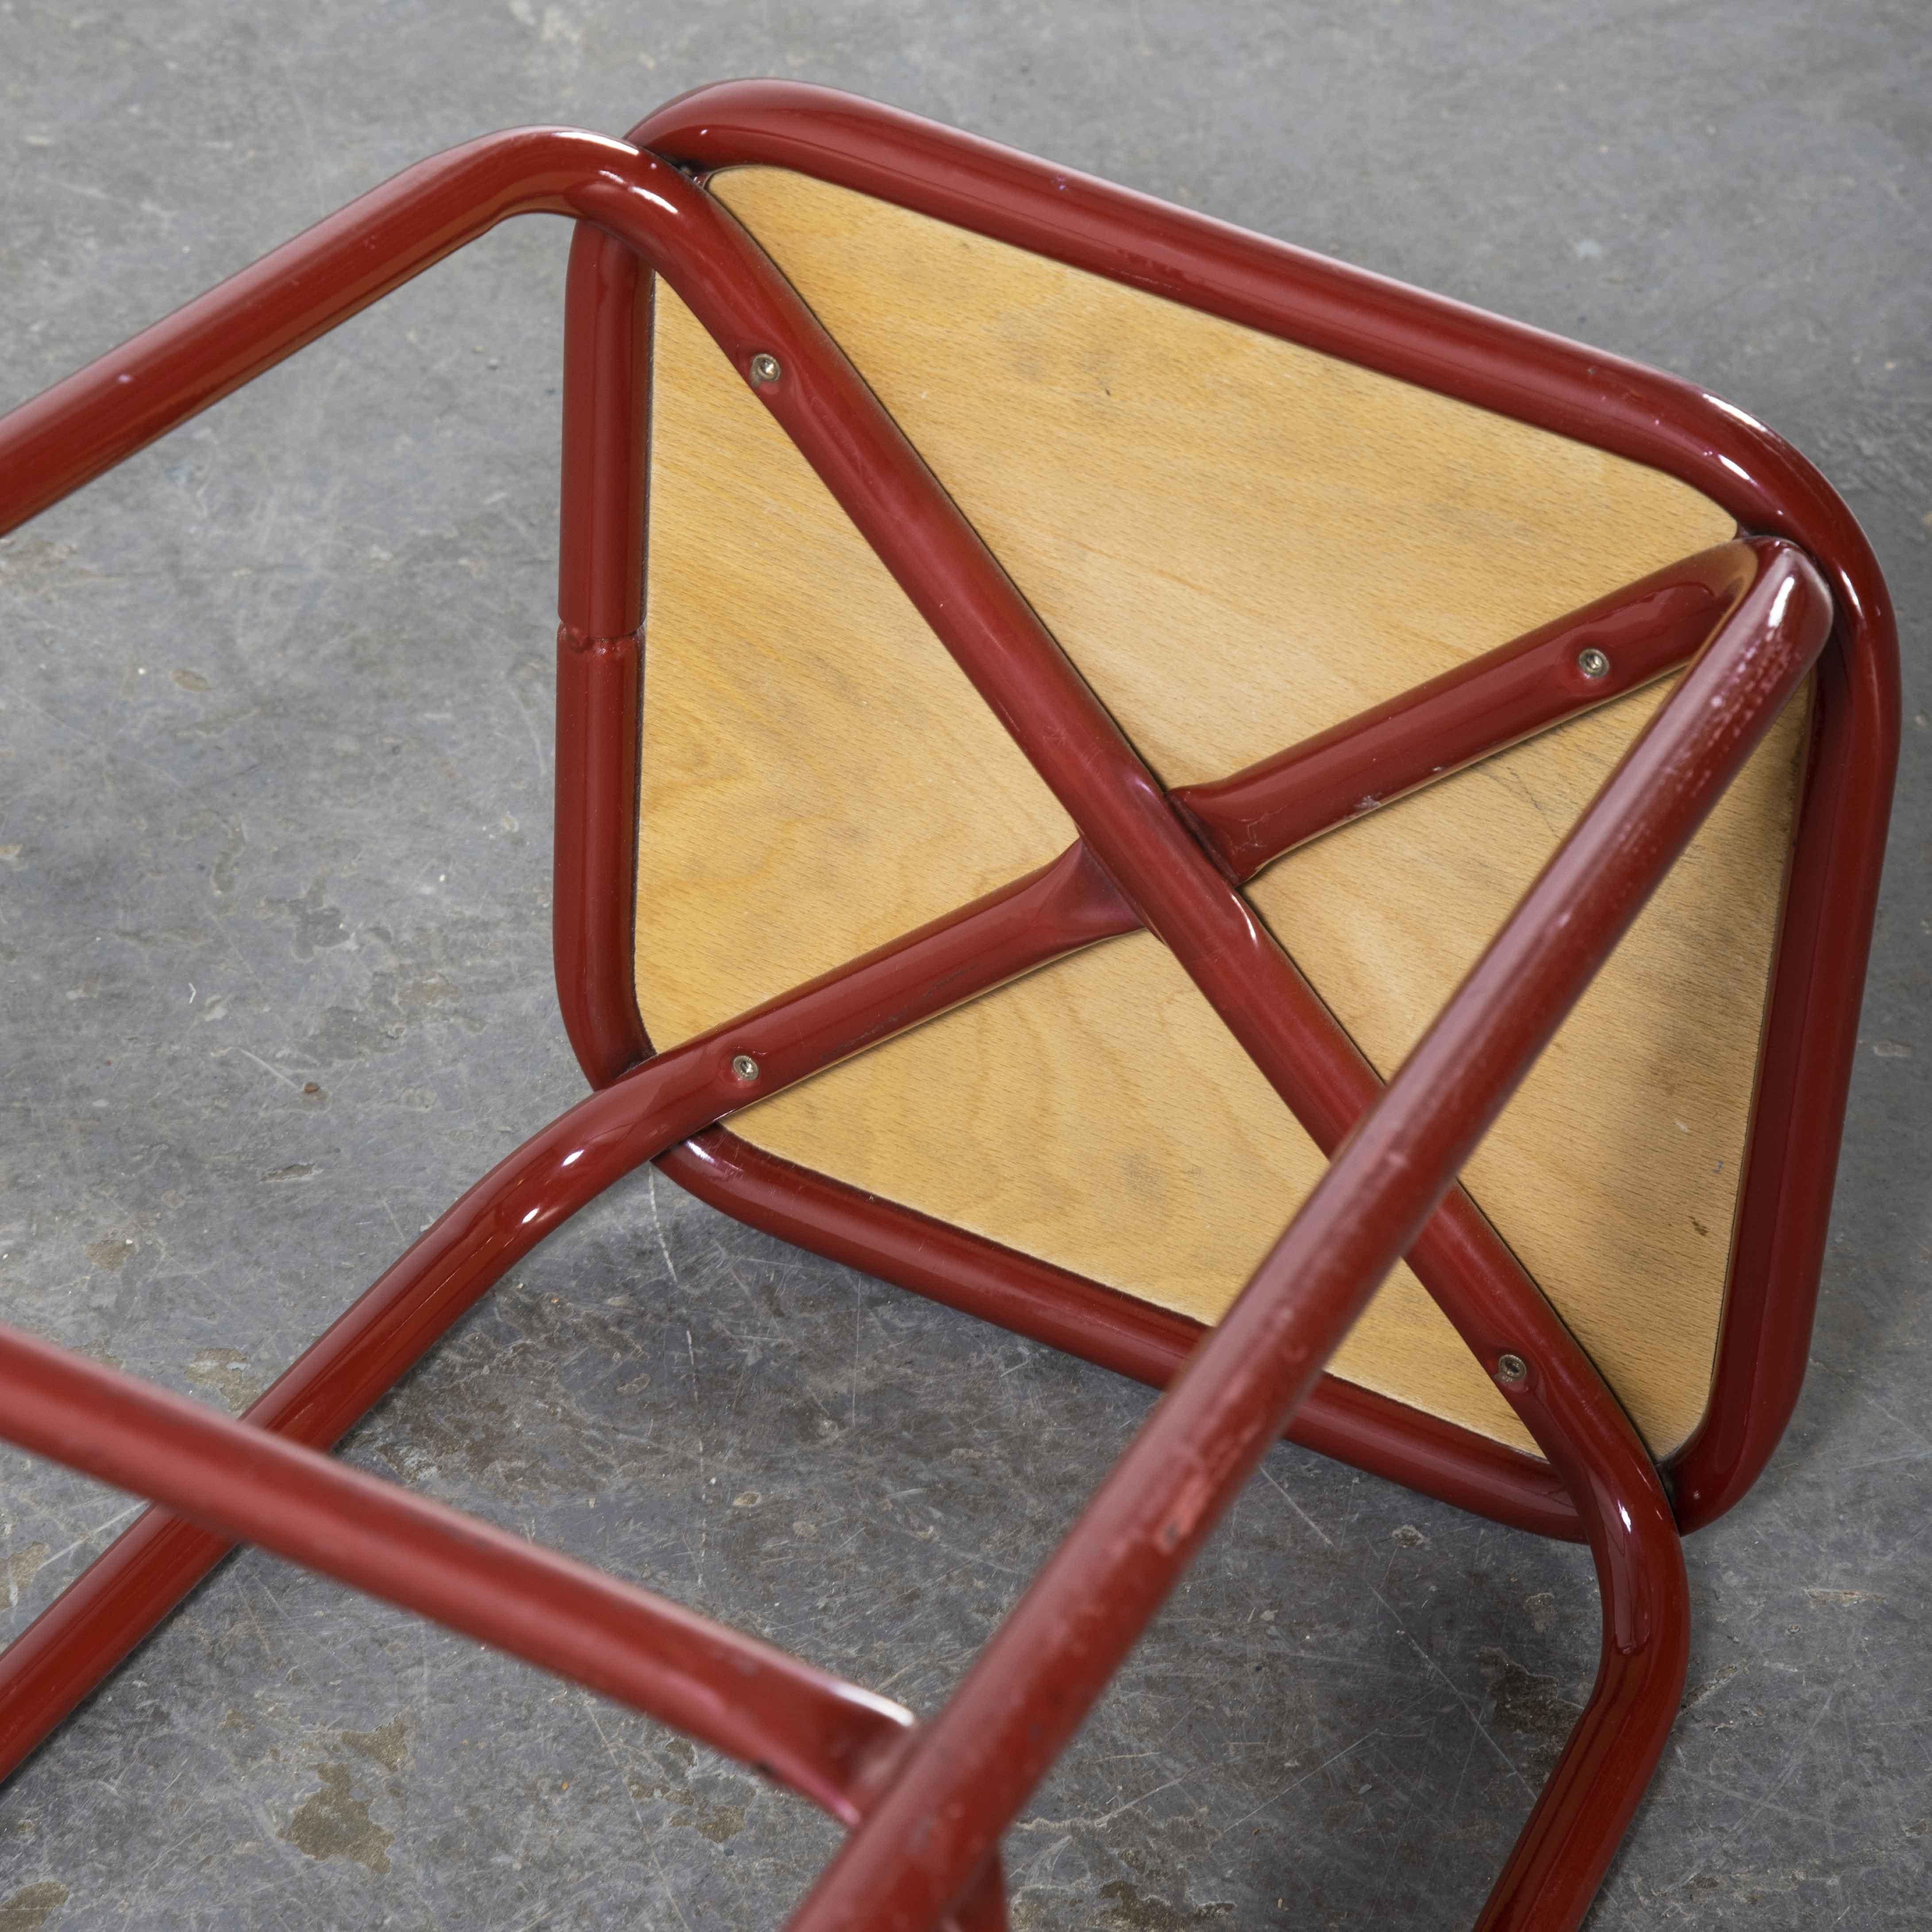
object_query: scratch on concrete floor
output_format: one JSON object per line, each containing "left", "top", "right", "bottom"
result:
{"left": 1367, "top": 1586, "right": 1532, "bottom": 1796}
{"left": 1211, "top": 1732, "right": 1381, "bottom": 1840}
{"left": 11, "top": 1502, "right": 143, "bottom": 1598}
{"left": 1254, "top": 1459, "right": 1334, "bottom": 1547}
{"left": 577, "top": 1693, "right": 697, "bottom": 1932}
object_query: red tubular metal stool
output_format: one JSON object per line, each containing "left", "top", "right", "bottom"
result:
{"left": 0, "top": 81, "right": 1898, "bottom": 1929}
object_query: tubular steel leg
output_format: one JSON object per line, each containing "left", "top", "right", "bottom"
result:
{"left": 0, "top": 1039, "right": 736, "bottom": 1780}
{"left": 0, "top": 841, "right": 1124, "bottom": 1785}
{"left": 0, "top": 1324, "right": 913, "bottom": 1821}
{"left": 781, "top": 548, "right": 1831, "bottom": 1932}
{"left": 554, "top": 218, "right": 654, "bottom": 1088}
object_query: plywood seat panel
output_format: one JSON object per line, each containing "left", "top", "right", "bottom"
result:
{"left": 634, "top": 167, "right": 1803, "bottom": 1459}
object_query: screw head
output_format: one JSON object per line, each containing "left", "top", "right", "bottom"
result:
{"left": 1494, "top": 1352, "right": 1529, "bottom": 1385}
{"left": 748, "top": 352, "right": 782, "bottom": 389}
{"left": 731, "top": 1053, "right": 760, "bottom": 1083}
{"left": 1576, "top": 646, "right": 1611, "bottom": 680}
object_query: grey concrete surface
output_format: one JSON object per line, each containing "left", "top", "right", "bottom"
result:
{"left": 0, "top": 1, "right": 1926, "bottom": 1925}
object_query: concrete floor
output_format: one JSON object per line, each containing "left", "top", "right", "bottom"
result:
{"left": 0, "top": 2, "right": 1926, "bottom": 1926}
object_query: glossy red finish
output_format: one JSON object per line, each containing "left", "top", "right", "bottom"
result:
{"left": 0, "top": 827, "right": 1113, "bottom": 1785}
{"left": 554, "top": 621, "right": 648, "bottom": 1088}
{"left": 0, "top": 82, "right": 1894, "bottom": 1932}
{"left": 0, "top": 987, "right": 770, "bottom": 1783}
{"left": 624, "top": 81, "right": 1901, "bottom": 1540}
{"left": 553, "top": 222, "right": 655, "bottom": 1088}
{"left": 1174, "top": 541, "right": 1759, "bottom": 879}
{"left": 784, "top": 543, "right": 1831, "bottom": 1932}
{"left": 0, "top": 1323, "right": 910, "bottom": 1822}
{"left": 558, "top": 224, "right": 652, "bottom": 640}
{"left": 1670, "top": 624, "right": 1894, "bottom": 1529}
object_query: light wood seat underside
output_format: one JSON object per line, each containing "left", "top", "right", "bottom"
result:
{"left": 632, "top": 168, "right": 1807, "bottom": 1460}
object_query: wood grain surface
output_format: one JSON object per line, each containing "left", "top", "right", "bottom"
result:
{"left": 633, "top": 168, "right": 1798, "bottom": 1457}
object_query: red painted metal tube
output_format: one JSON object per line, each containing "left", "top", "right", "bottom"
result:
{"left": 0, "top": 1015, "right": 747, "bottom": 1783}
{"left": 0, "top": 1323, "right": 908, "bottom": 1823}
{"left": 0, "top": 128, "right": 621, "bottom": 537}
{"left": 0, "top": 835, "right": 1119, "bottom": 1784}
{"left": 1174, "top": 563, "right": 1796, "bottom": 1928}
{"left": 553, "top": 221, "right": 654, "bottom": 1088}
{"left": 784, "top": 535, "right": 1831, "bottom": 1932}
{"left": 639, "top": 546, "right": 1766, "bottom": 1548}
{"left": 661, "top": 1130, "right": 1582, "bottom": 1539}
{"left": 722, "top": 843, "right": 1129, "bottom": 1080}
{"left": 558, "top": 223, "right": 652, "bottom": 641}
{"left": 626, "top": 81, "right": 1901, "bottom": 1543}
{"left": 1669, "top": 625, "right": 1891, "bottom": 1529}
{"left": 589, "top": 142, "right": 1636, "bottom": 1600}
{"left": 1174, "top": 541, "right": 1759, "bottom": 879}
{"left": 555, "top": 620, "right": 648, "bottom": 1089}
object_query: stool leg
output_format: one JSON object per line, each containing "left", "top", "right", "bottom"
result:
{"left": 0, "top": 1058, "right": 727, "bottom": 1783}
{"left": 1470, "top": 1487, "right": 1689, "bottom": 1929}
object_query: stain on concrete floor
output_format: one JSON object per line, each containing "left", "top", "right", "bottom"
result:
{"left": 281, "top": 1763, "right": 395, "bottom": 1874}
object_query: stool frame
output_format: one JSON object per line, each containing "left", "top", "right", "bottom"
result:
{"left": 0, "top": 81, "right": 1898, "bottom": 1932}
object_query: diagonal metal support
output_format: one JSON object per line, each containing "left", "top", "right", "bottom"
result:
{"left": 0, "top": 101, "right": 1871, "bottom": 1932}
{"left": 0, "top": 535, "right": 1758, "bottom": 1783}
{"left": 783, "top": 538, "right": 1832, "bottom": 1932}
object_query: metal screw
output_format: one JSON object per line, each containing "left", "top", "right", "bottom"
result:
{"left": 1494, "top": 1352, "right": 1529, "bottom": 1385}
{"left": 1576, "top": 646, "right": 1611, "bottom": 680}
{"left": 748, "top": 352, "right": 781, "bottom": 389}
{"left": 731, "top": 1053, "right": 760, "bottom": 1083}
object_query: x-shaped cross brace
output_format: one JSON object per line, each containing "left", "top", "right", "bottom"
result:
{"left": 0, "top": 117, "right": 1836, "bottom": 1932}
